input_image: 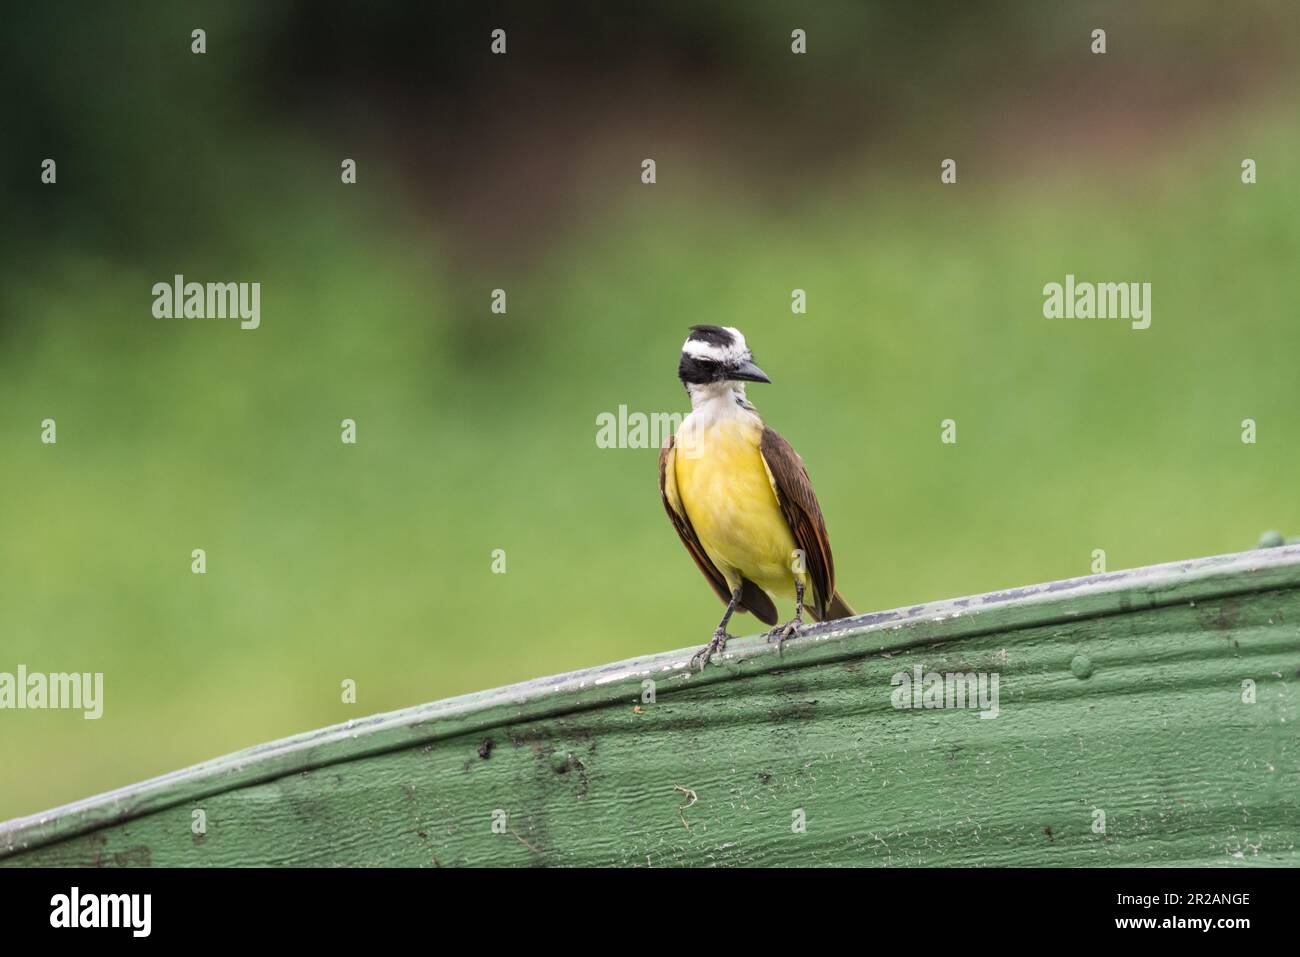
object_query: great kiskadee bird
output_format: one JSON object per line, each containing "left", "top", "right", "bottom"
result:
{"left": 659, "top": 325, "right": 855, "bottom": 669}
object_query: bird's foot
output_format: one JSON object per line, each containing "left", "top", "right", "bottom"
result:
{"left": 765, "top": 618, "right": 803, "bottom": 655}
{"left": 690, "top": 629, "right": 731, "bottom": 671}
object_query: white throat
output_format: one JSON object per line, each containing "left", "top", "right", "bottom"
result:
{"left": 683, "top": 381, "right": 761, "bottom": 429}
{"left": 688, "top": 379, "right": 743, "bottom": 408}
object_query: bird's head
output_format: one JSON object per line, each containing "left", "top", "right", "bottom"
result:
{"left": 677, "top": 325, "right": 770, "bottom": 392}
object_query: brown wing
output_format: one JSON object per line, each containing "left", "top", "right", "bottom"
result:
{"left": 759, "top": 426, "right": 836, "bottom": 618}
{"left": 659, "top": 436, "right": 778, "bottom": 625}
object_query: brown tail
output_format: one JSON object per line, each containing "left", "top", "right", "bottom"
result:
{"left": 807, "top": 590, "right": 856, "bottom": 622}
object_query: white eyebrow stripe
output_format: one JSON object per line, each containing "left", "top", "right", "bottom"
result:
{"left": 682, "top": 339, "right": 728, "bottom": 360}
{"left": 682, "top": 329, "right": 748, "bottom": 363}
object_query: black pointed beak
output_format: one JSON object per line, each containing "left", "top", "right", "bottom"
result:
{"left": 730, "top": 359, "right": 771, "bottom": 384}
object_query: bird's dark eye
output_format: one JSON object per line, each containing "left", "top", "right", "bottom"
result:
{"left": 678, "top": 352, "right": 726, "bottom": 386}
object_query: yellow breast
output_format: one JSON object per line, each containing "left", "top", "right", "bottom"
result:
{"left": 674, "top": 417, "right": 800, "bottom": 599}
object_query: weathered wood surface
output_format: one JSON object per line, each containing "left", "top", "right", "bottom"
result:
{"left": 2, "top": 547, "right": 1298, "bottom": 866}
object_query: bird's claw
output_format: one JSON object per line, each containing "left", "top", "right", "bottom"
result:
{"left": 766, "top": 620, "right": 802, "bottom": 655}
{"left": 690, "top": 630, "right": 730, "bottom": 671}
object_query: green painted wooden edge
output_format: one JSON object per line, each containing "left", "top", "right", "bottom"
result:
{"left": 3, "top": 544, "right": 1299, "bottom": 860}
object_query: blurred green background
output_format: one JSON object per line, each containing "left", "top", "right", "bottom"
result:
{"left": 2, "top": 1, "right": 1297, "bottom": 819}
